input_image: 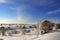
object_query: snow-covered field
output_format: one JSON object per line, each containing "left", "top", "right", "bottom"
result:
{"left": 0, "top": 29, "right": 60, "bottom": 40}
{"left": 0, "top": 35, "right": 40, "bottom": 40}
{"left": 40, "top": 29, "right": 60, "bottom": 40}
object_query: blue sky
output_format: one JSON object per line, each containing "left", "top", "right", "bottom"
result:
{"left": 0, "top": 0, "right": 60, "bottom": 24}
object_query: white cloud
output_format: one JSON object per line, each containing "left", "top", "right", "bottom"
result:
{"left": 0, "top": 0, "right": 8, "bottom": 3}
{"left": 0, "top": 0, "right": 5, "bottom": 3}
{"left": 0, "top": 0, "right": 13, "bottom": 4}
{"left": 48, "top": 9, "right": 60, "bottom": 14}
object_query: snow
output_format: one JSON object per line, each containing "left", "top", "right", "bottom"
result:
{"left": 0, "top": 35, "right": 39, "bottom": 40}
{"left": 40, "top": 29, "right": 60, "bottom": 40}
{"left": 0, "top": 29, "right": 60, "bottom": 40}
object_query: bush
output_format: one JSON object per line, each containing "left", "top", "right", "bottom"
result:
{"left": 55, "top": 24, "right": 60, "bottom": 29}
